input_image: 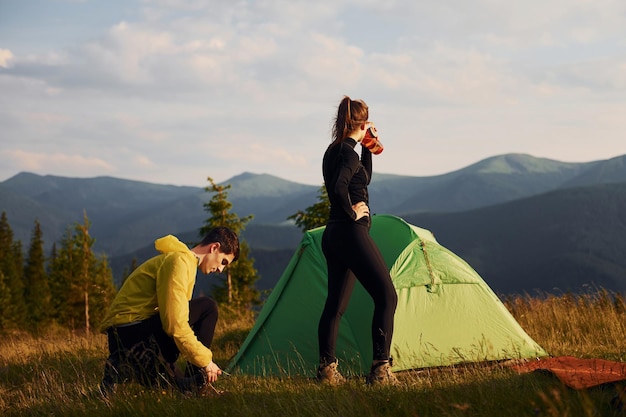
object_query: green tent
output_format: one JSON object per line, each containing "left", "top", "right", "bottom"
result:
{"left": 229, "top": 214, "right": 547, "bottom": 377}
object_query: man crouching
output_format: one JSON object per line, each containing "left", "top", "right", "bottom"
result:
{"left": 99, "top": 227, "right": 239, "bottom": 396}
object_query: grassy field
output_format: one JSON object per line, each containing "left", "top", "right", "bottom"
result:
{"left": 2, "top": 291, "right": 626, "bottom": 417}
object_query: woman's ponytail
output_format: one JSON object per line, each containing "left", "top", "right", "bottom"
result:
{"left": 330, "top": 96, "right": 368, "bottom": 147}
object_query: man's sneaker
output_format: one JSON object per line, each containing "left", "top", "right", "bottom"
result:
{"left": 317, "top": 360, "right": 346, "bottom": 385}
{"left": 366, "top": 359, "right": 399, "bottom": 386}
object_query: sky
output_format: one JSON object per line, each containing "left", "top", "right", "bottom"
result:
{"left": 1, "top": 0, "right": 625, "bottom": 187}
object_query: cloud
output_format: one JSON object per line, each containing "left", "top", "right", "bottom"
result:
{"left": 4, "top": 150, "right": 115, "bottom": 176}
{"left": 0, "top": 2, "right": 366, "bottom": 99}
{"left": 5, "top": 0, "right": 620, "bottom": 105}
{"left": 133, "top": 154, "right": 157, "bottom": 169}
{"left": 1, "top": 0, "right": 625, "bottom": 187}
{"left": 0, "top": 49, "right": 14, "bottom": 68}
{"left": 24, "top": 111, "right": 72, "bottom": 125}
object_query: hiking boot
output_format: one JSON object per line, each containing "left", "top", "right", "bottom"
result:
{"left": 317, "top": 360, "right": 346, "bottom": 385}
{"left": 366, "top": 359, "right": 399, "bottom": 386}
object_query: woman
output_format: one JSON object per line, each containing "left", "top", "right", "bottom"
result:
{"left": 317, "top": 96, "right": 399, "bottom": 385}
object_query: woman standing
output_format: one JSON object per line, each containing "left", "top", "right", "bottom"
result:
{"left": 317, "top": 96, "right": 398, "bottom": 385}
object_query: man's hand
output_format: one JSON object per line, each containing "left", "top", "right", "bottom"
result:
{"left": 203, "top": 361, "right": 223, "bottom": 383}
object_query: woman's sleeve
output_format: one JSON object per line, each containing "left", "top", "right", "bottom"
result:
{"left": 361, "top": 146, "right": 372, "bottom": 184}
{"left": 329, "top": 147, "right": 360, "bottom": 220}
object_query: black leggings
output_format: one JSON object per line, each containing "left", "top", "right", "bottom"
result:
{"left": 318, "top": 222, "right": 398, "bottom": 363}
{"left": 107, "top": 296, "right": 218, "bottom": 368}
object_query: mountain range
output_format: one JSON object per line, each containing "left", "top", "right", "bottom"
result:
{"left": 2, "top": 152, "right": 626, "bottom": 295}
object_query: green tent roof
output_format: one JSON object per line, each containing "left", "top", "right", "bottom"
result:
{"left": 229, "top": 215, "right": 547, "bottom": 377}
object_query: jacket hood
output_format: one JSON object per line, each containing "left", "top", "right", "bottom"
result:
{"left": 154, "top": 235, "right": 192, "bottom": 254}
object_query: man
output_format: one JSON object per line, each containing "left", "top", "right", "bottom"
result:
{"left": 99, "top": 226, "right": 239, "bottom": 395}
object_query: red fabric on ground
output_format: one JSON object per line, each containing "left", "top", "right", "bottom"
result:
{"left": 512, "top": 356, "right": 626, "bottom": 390}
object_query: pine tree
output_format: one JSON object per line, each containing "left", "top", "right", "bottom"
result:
{"left": 89, "top": 253, "right": 116, "bottom": 328}
{"left": 48, "top": 229, "right": 72, "bottom": 323}
{"left": 75, "top": 213, "right": 93, "bottom": 334}
{"left": 200, "top": 177, "right": 260, "bottom": 308}
{"left": 48, "top": 228, "right": 71, "bottom": 324}
{"left": 50, "top": 227, "right": 82, "bottom": 329}
{"left": 287, "top": 185, "right": 330, "bottom": 232}
{"left": 48, "top": 213, "right": 116, "bottom": 332}
{"left": 23, "top": 219, "right": 51, "bottom": 330}
{"left": 48, "top": 243, "right": 57, "bottom": 275}
{"left": 121, "top": 257, "right": 138, "bottom": 286}
{"left": 0, "top": 212, "right": 27, "bottom": 330}
{"left": 222, "top": 242, "right": 260, "bottom": 309}
{"left": 0, "top": 271, "right": 11, "bottom": 331}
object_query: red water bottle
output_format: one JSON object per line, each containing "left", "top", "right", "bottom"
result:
{"left": 361, "top": 125, "right": 384, "bottom": 155}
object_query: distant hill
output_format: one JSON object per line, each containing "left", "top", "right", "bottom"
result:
{"left": 241, "top": 181, "right": 626, "bottom": 296}
{"left": 374, "top": 154, "right": 596, "bottom": 214}
{"left": 403, "top": 182, "right": 626, "bottom": 294}
{"left": 0, "top": 171, "right": 320, "bottom": 255}
{"left": 4, "top": 153, "right": 625, "bottom": 255}
{"left": 183, "top": 181, "right": 626, "bottom": 296}
{"left": 3, "top": 153, "right": 626, "bottom": 295}
{"left": 107, "top": 224, "right": 303, "bottom": 292}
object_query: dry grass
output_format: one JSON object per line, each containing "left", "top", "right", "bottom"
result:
{"left": 1, "top": 292, "right": 625, "bottom": 416}
{"left": 506, "top": 289, "right": 626, "bottom": 361}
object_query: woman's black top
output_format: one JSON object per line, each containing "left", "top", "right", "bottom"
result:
{"left": 322, "top": 137, "right": 372, "bottom": 226}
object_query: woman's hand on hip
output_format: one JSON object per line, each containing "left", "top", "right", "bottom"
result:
{"left": 352, "top": 201, "right": 370, "bottom": 220}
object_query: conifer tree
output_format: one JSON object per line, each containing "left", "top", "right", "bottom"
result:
{"left": 0, "top": 271, "right": 10, "bottom": 331}
{"left": 121, "top": 257, "right": 138, "bottom": 285}
{"left": 23, "top": 219, "right": 51, "bottom": 330}
{"left": 75, "top": 213, "right": 93, "bottom": 334}
{"left": 48, "top": 213, "right": 116, "bottom": 332}
{"left": 89, "top": 252, "right": 116, "bottom": 328}
{"left": 200, "top": 177, "right": 260, "bottom": 308}
{"left": 0, "top": 212, "right": 26, "bottom": 329}
{"left": 287, "top": 185, "right": 330, "bottom": 232}
{"left": 49, "top": 243, "right": 57, "bottom": 262}
{"left": 48, "top": 229, "right": 73, "bottom": 323}
{"left": 219, "top": 242, "right": 260, "bottom": 309}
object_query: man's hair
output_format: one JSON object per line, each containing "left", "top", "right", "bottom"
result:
{"left": 199, "top": 226, "right": 240, "bottom": 262}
